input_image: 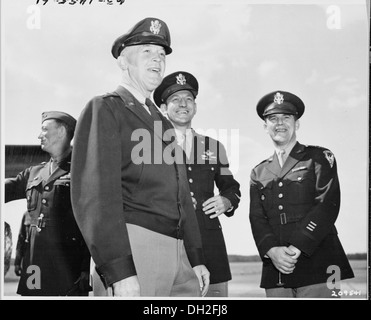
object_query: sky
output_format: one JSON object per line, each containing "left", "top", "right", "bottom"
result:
{"left": 1, "top": 0, "right": 369, "bottom": 260}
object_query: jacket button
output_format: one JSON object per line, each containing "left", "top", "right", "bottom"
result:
{"left": 41, "top": 199, "right": 47, "bottom": 204}
{"left": 45, "top": 186, "right": 50, "bottom": 191}
{"left": 190, "top": 192, "right": 194, "bottom": 196}
{"left": 278, "top": 205, "right": 284, "bottom": 210}
{"left": 278, "top": 193, "right": 283, "bottom": 198}
{"left": 211, "top": 167, "right": 215, "bottom": 171}
{"left": 278, "top": 182, "right": 283, "bottom": 187}
{"left": 188, "top": 166, "right": 192, "bottom": 171}
{"left": 189, "top": 178, "right": 193, "bottom": 183}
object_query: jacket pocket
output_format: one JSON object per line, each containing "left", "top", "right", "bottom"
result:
{"left": 25, "top": 180, "right": 42, "bottom": 211}
{"left": 53, "top": 178, "right": 72, "bottom": 208}
{"left": 198, "top": 165, "right": 216, "bottom": 192}
{"left": 258, "top": 181, "right": 273, "bottom": 211}
{"left": 286, "top": 171, "right": 315, "bottom": 204}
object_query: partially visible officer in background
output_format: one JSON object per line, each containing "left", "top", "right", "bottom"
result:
{"left": 14, "top": 211, "right": 31, "bottom": 277}
{"left": 71, "top": 18, "right": 209, "bottom": 297}
{"left": 4, "top": 222, "right": 12, "bottom": 277}
{"left": 5, "top": 111, "right": 91, "bottom": 296}
{"left": 154, "top": 71, "right": 241, "bottom": 297}
{"left": 249, "top": 90, "right": 354, "bottom": 298}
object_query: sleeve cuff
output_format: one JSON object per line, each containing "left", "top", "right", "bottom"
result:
{"left": 95, "top": 255, "right": 137, "bottom": 287}
{"left": 289, "top": 231, "right": 319, "bottom": 257}
{"left": 184, "top": 247, "right": 205, "bottom": 267}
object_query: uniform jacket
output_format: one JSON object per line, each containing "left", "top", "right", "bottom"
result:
{"left": 71, "top": 86, "right": 205, "bottom": 287}
{"left": 249, "top": 142, "right": 354, "bottom": 289}
{"left": 14, "top": 211, "right": 31, "bottom": 268}
{"left": 5, "top": 153, "right": 91, "bottom": 296}
{"left": 185, "top": 131, "right": 240, "bottom": 284}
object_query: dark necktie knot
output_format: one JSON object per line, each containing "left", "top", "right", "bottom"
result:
{"left": 145, "top": 98, "right": 161, "bottom": 119}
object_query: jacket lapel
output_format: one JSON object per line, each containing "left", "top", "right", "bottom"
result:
{"left": 265, "top": 153, "right": 281, "bottom": 177}
{"left": 39, "top": 161, "right": 51, "bottom": 186}
{"left": 46, "top": 154, "right": 71, "bottom": 184}
{"left": 192, "top": 131, "right": 207, "bottom": 165}
{"left": 278, "top": 142, "right": 306, "bottom": 178}
{"left": 115, "top": 86, "right": 154, "bottom": 130}
{"left": 114, "top": 86, "right": 172, "bottom": 146}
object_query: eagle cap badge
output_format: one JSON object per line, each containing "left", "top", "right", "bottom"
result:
{"left": 176, "top": 73, "right": 187, "bottom": 85}
{"left": 273, "top": 92, "right": 284, "bottom": 104}
{"left": 150, "top": 20, "right": 162, "bottom": 35}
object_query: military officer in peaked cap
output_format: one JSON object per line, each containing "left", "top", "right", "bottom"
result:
{"left": 71, "top": 18, "right": 209, "bottom": 297}
{"left": 249, "top": 91, "right": 354, "bottom": 298}
{"left": 5, "top": 111, "right": 91, "bottom": 296}
{"left": 154, "top": 71, "right": 241, "bottom": 297}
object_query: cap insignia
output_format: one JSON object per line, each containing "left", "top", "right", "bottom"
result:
{"left": 150, "top": 20, "right": 162, "bottom": 35}
{"left": 273, "top": 92, "right": 284, "bottom": 104}
{"left": 176, "top": 73, "right": 187, "bottom": 85}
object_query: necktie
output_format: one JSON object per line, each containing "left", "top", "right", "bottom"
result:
{"left": 50, "top": 159, "right": 58, "bottom": 174}
{"left": 176, "top": 134, "right": 187, "bottom": 158}
{"left": 278, "top": 149, "right": 286, "bottom": 167}
{"left": 145, "top": 98, "right": 161, "bottom": 120}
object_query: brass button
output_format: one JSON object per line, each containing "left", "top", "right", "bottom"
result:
{"left": 278, "top": 182, "right": 283, "bottom": 187}
{"left": 278, "top": 205, "right": 284, "bottom": 210}
{"left": 278, "top": 193, "right": 283, "bottom": 198}
{"left": 189, "top": 178, "right": 193, "bottom": 183}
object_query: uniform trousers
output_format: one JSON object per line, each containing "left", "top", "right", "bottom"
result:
{"left": 265, "top": 282, "right": 340, "bottom": 298}
{"left": 92, "top": 223, "right": 201, "bottom": 297}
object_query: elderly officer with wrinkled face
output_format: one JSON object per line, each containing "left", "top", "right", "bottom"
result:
{"left": 249, "top": 90, "right": 354, "bottom": 298}
{"left": 71, "top": 18, "right": 209, "bottom": 297}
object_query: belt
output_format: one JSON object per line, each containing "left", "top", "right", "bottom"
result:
{"left": 30, "top": 215, "right": 60, "bottom": 231}
{"left": 269, "top": 212, "right": 304, "bottom": 226}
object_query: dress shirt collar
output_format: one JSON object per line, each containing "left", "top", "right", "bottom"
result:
{"left": 119, "top": 82, "right": 147, "bottom": 104}
{"left": 274, "top": 139, "right": 297, "bottom": 157}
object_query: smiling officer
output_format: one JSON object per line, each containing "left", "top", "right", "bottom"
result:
{"left": 154, "top": 71, "right": 241, "bottom": 297}
{"left": 249, "top": 90, "right": 354, "bottom": 298}
{"left": 5, "top": 111, "right": 91, "bottom": 296}
{"left": 71, "top": 19, "right": 209, "bottom": 297}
